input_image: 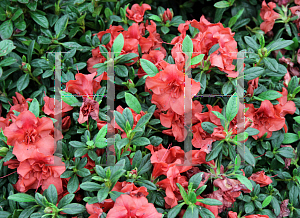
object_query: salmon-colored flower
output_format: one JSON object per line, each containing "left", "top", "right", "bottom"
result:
{"left": 3, "top": 110, "right": 55, "bottom": 161}
{"left": 106, "top": 194, "right": 162, "bottom": 218}
{"left": 78, "top": 97, "right": 100, "bottom": 124}
{"left": 260, "top": 1, "right": 280, "bottom": 33}
{"left": 247, "top": 77, "right": 259, "bottom": 97}
{"left": 62, "top": 116, "right": 71, "bottom": 131}
{"left": 6, "top": 92, "right": 32, "bottom": 119}
{"left": 248, "top": 171, "right": 273, "bottom": 187}
{"left": 245, "top": 101, "right": 286, "bottom": 139}
{"left": 137, "top": 50, "right": 166, "bottom": 78}
{"left": 145, "top": 64, "right": 200, "bottom": 115}
{"left": 228, "top": 211, "right": 238, "bottom": 218}
{"left": 112, "top": 182, "right": 149, "bottom": 198}
{"left": 126, "top": 4, "right": 151, "bottom": 23}
{"left": 274, "top": 87, "right": 296, "bottom": 117}
{"left": 13, "top": 152, "right": 65, "bottom": 194}
{"left": 86, "top": 200, "right": 114, "bottom": 218}
{"left": 42, "top": 96, "right": 73, "bottom": 118}
{"left": 65, "top": 72, "right": 107, "bottom": 99}
{"left": 0, "top": 117, "right": 10, "bottom": 131}
{"left": 244, "top": 215, "right": 270, "bottom": 218}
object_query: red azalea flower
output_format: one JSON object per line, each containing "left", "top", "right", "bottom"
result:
{"left": 145, "top": 64, "right": 200, "bottom": 115}
{"left": 260, "top": 1, "right": 280, "bottom": 33}
{"left": 0, "top": 117, "right": 10, "bottom": 131}
{"left": 62, "top": 116, "right": 71, "bottom": 131}
{"left": 78, "top": 97, "right": 100, "bottom": 124}
{"left": 65, "top": 72, "right": 107, "bottom": 99}
{"left": 112, "top": 181, "right": 149, "bottom": 198}
{"left": 3, "top": 110, "right": 56, "bottom": 161}
{"left": 228, "top": 211, "right": 238, "bottom": 218}
{"left": 247, "top": 77, "right": 259, "bottom": 97}
{"left": 13, "top": 152, "right": 65, "bottom": 194}
{"left": 86, "top": 200, "right": 115, "bottom": 218}
{"left": 248, "top": 171, "right": 273, "bottom": 187}
{"left": 245, "top": 101, "right": 286, "bottom": 140}
{"left": 274, "top": 87, "right": 296, "bottom": 117}
{"left": 106, "top": 194, "right": 162, "bottom": 218}
{"left": 42, "top": 96, "right": 73, "bottom": 118}
{"left": 126, "top": 4, "right": 151, "bottom": 23}
{"left": 7, "top": 92, "right": 32, "bottom": 119}
{"left": 162, "top": 9, "right": 173, "bottom": 23}
{"left": 146, "top": 144, "right": 191, "bottom": 179}
{"left": 244, "top": 215, "right": 270, "bottom": 218}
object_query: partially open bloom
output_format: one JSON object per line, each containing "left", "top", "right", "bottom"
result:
{"left": 106, "top": 194, "right": 162, "bottom": 218}
{"left": 86, "top": 200, "right": 114, "bottom": 218}
{"left": 278, "top": 199, "right": 290, "bottom": 218}
{"left": 78, "top": 97, "right": 100, "bottom": 124}
{"left": 162, "top": 9, "right": 173, "bottom": 23}
{"left": 228, "top": 211, "right": 238, "bottom": 218}
{"left": 260, "top": 1, "right": 280, "bottom": 33}
{"left": 248, "top": 171, "right": 273, "bottom": 187}
{"left": 247, "top": 77, "right": 259, "bottom": 97}
{"left": 126, "top": 4, "right": 151, "bottom": 23}
{"left": 112, "top": 182, "right": 149, "bottom": 198}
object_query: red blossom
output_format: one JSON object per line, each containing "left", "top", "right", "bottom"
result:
{"left": 126, "top": 4, "right": 151, "bottom": 23}
{"left": 278, "top": 199, "right": 290, "bottom": 218}
{"left": 42, "top": 96, "right": 73, "bottom": 118}
{"left": 162, "top": 9, "right": 173, "bottom": 23}
{"left": 78, "top": 97, "right": 100, "bottom": 124}
{"left": 106, "top": 194, "right": 162, "bottom": 218}
{"left": 248, "top": 171, "right": 273, "bottom": 187}
{"left": 260, "top": 1, "right": 280, "bottom": 33}
{"left": 86, "top": 200, "right": 114, "bottom": 218}
{"left": 3, "top": 110, "right": 56, "bottom": 161}
{"left": 145, "top": 64, "right": 200, "bottom": 115}
{"left": 112, "top": 182, "right": 149, "bottom": 198}
{"left": 244, "top": 215, "right": 270, "bottom": 218}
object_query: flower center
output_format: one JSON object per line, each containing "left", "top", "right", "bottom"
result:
{"left": 24, "top": 129, "right": 38, "bottom": 144}
{"left": 166, "top": 81, "right": 182, "bottom": 98}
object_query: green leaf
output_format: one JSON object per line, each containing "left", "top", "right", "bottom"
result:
{"left": 237, "top": 143, "right": 255, "bottom": 166}
{"left": 226, "top": 92, "right": 239, "bottom": 122}
{"left": 112, "top": 33, "right": 124, "bottom": 57}
{"left": 264, "top": 57, "right": 278, "bottom": 72}
{"left": 60, "top": 91, "right": 79, "bottom": 106}
{"left": 12, "top": 8, "right": 23, "bottom": 21}
{"left": 54, "top": 14, "right": 69, "bottom": 38}
{"left": 195, "top": 185, "right": 207, "bottom": 196}
{"left": 8, "top": 193, "right": 36, "bottom": 203}
{"left": 176, "top": 183, "right": 189, "bottom": 204}
{"left": 245, "top": 201, "right": 255, "bottom": 213}
{"left": 62, "top": 42, "right": 82, "bottom": 50}
{"left": 101, "top": 33, "right": 111, "bottom": 45}
{"left": 29, "top": 98, "right": 39, "bottom": 117}
{"left": 198, "top": 207, "right": 215, "bottom": 218}
{"left": 197, "top": 198, "right": 223, "bottom": 206}
{"left": 183, "top": 205, "right": 199, "bottom": 218}
{"left": 0, "top": 20, "right": 13, "bottom": 39}
{"left": 0, "top": 7, "right": 6, "bottom": 21}
{"left": 80, "top": 182, "right": 102, "bottom": 191}
{"left": 97, "top": 186, "right": 110, "bottom": 202}
{"left": 135, "top": 113, "right": 152, "bottom": 129}
{"left": 149, "top": 15, "right": 162, "bottom": 22}
{"left": 211, "top": 111, "right": 226, "bottom": 120}
{"left": 236, "top": 174, "right": 252, "bottom": 191}
{"left": 27, "top": 40, "right": 35, "bottom": 64}
{"left": 0, "top": 57, "right": 17, "bottom": 67}
{"left": 17, "top": 74, "right": 30, "bottom": 91}
{"left": 125, "top": 93, "right": 141, "bottom": 113}
{"left": 140, "top": 59, "right": 159, "bottom": 77}
{"left": 191, "top": 54, "right": 205, "bottom": 65}
{"left": 45, "top": 184, "right": 58, "bottom": 205}
{"left": 214, "top": 1, "right": 230, "bottom": 8}
{"left": 57, "top": 194, "right": 75, "bottom": 209}
{"left": 234, "top": 155, "right": 241, "bottom": 172}
{"left": 61, "top": 203, "right": 86, "bottom": 215}
{"left": 182, "top": 35, "right": 193, "bottom": 57}
{"left": 266, "top": 39, "right": 294, "bottom": 51}
{"left": 206, "top": 141, "right": 223, "bottom": 162}
{"left": 245, "top": 127, "right": 259, "bottom": 136}
{"left": 67, "top": 175, "right": 79, "bottom": 194}
{"left": 228, "top": 8, "right": 244, "bottom": 28}
{"left": 0, "top": 40, "right": 16, "bottom": 57}
{"left": 201, "top": 122, "right": 218, "bottom": 134}
{"left": 277, "top": 147, "right": 295, "bottom": 158}
{"left": 131, "top": 137, "right": 150, "bottom": 146}
{"left": 258, "top": 90, "right": 282, "bottom": 100}
{"left": 234, "top": 132, "right": 249, "bottom": 141}
{"left": 222, "top": 81, "right": 233, "bottom": 95}
{"left": 114, "top": 111, "right": 126, "bottom": 131}
{"left": 244, "top": 67, "right": 264, "bottom": 80}
{"left": 167, "top": 203, "right": 185, "bottom": 218}
{"left": 189, "top": 172, "right": 204, "bottom": 189}
{"left": 244, "top": 36, "right": 259, "bottom": 51}
{"left": 29, "top": 11, "right": 49, "bottom": 28}
{"left": 262, "top": 195, "right": 272, "bottom": 208}
{"left": 208, "top": 44, "right": 220, "bottom": 56}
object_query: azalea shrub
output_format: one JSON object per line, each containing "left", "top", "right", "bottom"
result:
{"left": 0, "top": 0, "right": 300, "bottom": 218}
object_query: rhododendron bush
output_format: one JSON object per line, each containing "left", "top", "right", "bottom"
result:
{"left": 0, "top": 0, "right": 300, "bottom": 218}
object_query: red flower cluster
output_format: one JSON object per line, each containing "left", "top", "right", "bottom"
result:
{"left": 171, "top": 16, "right": 239, "bottom": 77}
{"left": 1, "top": 93, "right": 66, "bottom": 194}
